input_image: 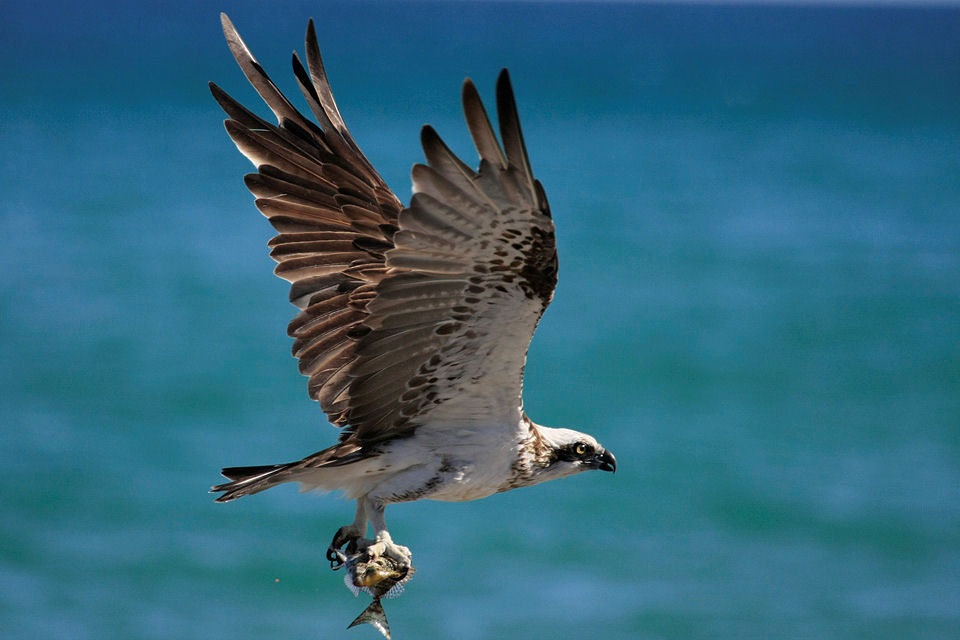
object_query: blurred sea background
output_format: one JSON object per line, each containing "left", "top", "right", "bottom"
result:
{"left": 2, "top": 0, "right": 959, "bottom": 638}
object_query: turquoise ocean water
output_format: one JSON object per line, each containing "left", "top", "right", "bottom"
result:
{"left": 2, "top": 1, "right": 959, "bottom": 638}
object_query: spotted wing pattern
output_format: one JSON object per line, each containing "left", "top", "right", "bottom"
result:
{"left": 340, "top": 74, "right": 558, "bottom": 444}
{"left": 214, "top": 15, "right": 557, "bottom": 448}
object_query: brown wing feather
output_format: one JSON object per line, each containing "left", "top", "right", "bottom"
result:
{"left": 213, "top": 15, "right": 400, "bottom": 435}
{"left": 215, "top": 17, "right": 557, "bottom": 450}
{"left": 339, "top": 71, "right": 558, "bottom": 445}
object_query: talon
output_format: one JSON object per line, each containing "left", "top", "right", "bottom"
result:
{"left": 327, "top": 547, "right": 347, "bottom": 569}
{"left": 362, "top": 541, "right": 386, "bottom": 562}
{"left": 373, "top": 540, "right": 413, "bottom": 570}
{"left": 330, "top": 526, "right": 354, "bottom": 551}
{"left": 327, "top": 525, "right": 362, "bottom": 570}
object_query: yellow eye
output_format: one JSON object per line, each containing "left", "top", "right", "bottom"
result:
{"left": 575, "top": 443, "right": 587, "bottom": 456}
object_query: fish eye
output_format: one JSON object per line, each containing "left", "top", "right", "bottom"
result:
{"left": 575, "top": 443, "right": 587, "bottom": 456}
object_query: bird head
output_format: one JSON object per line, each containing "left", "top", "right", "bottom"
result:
{"left": 533, "top": 426, "right": 617, "bottom": 481}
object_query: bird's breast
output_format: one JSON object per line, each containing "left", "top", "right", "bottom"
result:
{"left": 422, "top": 457, "right": 510, "bottom": 503}
{"left": 375, "top": 424, "right": 526, "bottom": 503}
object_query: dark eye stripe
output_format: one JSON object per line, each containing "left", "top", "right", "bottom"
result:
{"left": 554, "top": 442, "right": 594, "bottom": 464}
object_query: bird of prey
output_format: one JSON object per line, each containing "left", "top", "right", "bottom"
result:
{"left": 210, "top": 14, "right": 617, "bottom": 569}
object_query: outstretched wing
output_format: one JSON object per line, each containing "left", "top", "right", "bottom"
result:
{"left": 214, "top": 15, "right": 557, "bottom": 448}
{"left": 213, "top": 14, "right": 401, "bottom": 431}
{"left": 339, "top": 73, "right": 557, "bottom": 444}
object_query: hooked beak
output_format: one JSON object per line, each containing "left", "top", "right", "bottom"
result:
{"left": 594, "top": 448, "right": 617, "bottom": 473}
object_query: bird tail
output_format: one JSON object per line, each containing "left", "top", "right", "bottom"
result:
{"left": 211, "top": 441, "right": 368, "bottom": 502}
{"left": 210, "top": 462, "right": 297, "bottom": 502}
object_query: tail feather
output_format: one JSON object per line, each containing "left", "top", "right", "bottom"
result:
{"left": 220, "top": 464, "right": 287, "bottom": 482}
{"left": 211, "top": 441, "right": 369, "bottom": 503}
{"left": 211, "top": 462, "right": 297, "bottom": 502}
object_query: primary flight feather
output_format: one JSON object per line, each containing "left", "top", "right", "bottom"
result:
{"left": 210, "top": 13, "right": 616, "bottom": 572}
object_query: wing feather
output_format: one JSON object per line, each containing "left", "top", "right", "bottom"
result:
{"left": 338, "top": 72, "right": 557, "bottom": 443}
{"left": 462, "top": 79, "right": 507, "bottom": 168}
{"left": 214, "top": 15, "right": 401, "bottom": 435}
{"left": 495, "top": 70, "right": 537, "bottom": 199}
{"left": 214, "top": 16, "right": 557, "bottom": 448}
{"left": 420, "top": 125, "right": 478, "bottom": 193}
{"left": 220, "top": 14, "right": 305, "bottom": 128}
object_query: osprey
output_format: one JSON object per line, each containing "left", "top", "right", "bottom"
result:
{"left": 210, "top": 14, "right": 616, "bottom": 569}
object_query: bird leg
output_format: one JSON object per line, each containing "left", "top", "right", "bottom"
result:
{"left": 327, "top": 499, "right": 370, "bottom": 569}
{"left": 358, "top": 500, "right": 412, "bottom": 570}
{"left": 328, "top": 498, "right": 412, "bottom": 572}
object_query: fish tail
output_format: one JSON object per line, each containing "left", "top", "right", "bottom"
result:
{"left": 348, "top": 597, "right": 391, "bottom": 639}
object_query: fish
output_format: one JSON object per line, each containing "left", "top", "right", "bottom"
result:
{"left": 339, "top": 545, "right": 415, "bottom": 639}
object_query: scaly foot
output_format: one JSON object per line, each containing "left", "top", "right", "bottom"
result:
{"left": 360, "top": 535, "right": 412, "bottom": 571}
{"left": 326, "top": 525, "right": 365, "bottom": 569}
